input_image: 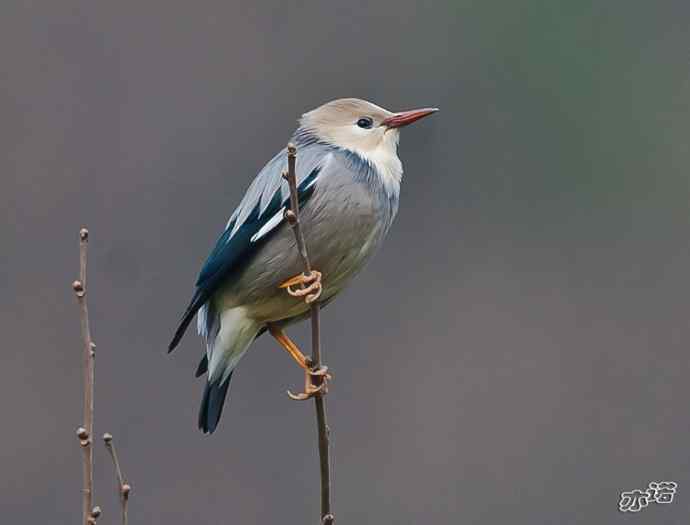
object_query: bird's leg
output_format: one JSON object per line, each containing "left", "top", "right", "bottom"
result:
{"left": 267, "top": 324, "right": 330, "bottom": 400}
{"left": 279, "top": 270, "right": 322, "bottom": 304}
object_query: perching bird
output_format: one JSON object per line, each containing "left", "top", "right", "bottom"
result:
{"left": 169, "top": 98, "right": 437, "bottom": 433}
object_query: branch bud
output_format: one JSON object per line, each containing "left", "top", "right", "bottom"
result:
{"left": 90, "top": 506, "right": 101, "bottom": 519}
{"left": 72, "top": 280, "right": 85, "bottom": 297}
{"left": 77, "top": 427, "right": 90, "bottom": 446}
{"left": 76, "top": 427, "right": 88, "bottom": 439}
{"left": 102, "top": 433, "right": 113, "bottom": 445}
{"left": 79, "top": 228, "right": 89, "bottom": 241}
{"left": 284, "top": 209, "right": 297, "bottom": 225}
{"left": 121, "top": 483, "right": 131, "bottom": 498}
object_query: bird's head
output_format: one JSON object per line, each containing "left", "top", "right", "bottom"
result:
{"left": 298, "top": 98, "right": 438, "bottom": 158}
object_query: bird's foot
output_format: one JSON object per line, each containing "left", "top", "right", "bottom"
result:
{"left": 279, "top": 270, "right": 322, "bottom": 303}
{"left": 287, "top": 364, "right": 331, "bottom": 401}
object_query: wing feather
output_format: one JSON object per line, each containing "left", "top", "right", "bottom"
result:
{"left": 168, "top": 143, "right": 333, "bottom": 352}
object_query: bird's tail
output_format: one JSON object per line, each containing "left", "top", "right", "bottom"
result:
{"left": 197, "top": 306, "right": 260, "bottom": 434}
{"left": 199, "top": 373, "right": 233, "bottom": 434}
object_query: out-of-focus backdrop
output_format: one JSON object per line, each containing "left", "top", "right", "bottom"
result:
{"left": 2, "top": 1, "right": 689, "bottom": 523}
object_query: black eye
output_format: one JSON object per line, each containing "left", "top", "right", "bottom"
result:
{"left": 356, "top": 117, "right": 374, "bottom": 129}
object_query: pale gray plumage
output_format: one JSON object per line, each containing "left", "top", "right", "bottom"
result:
{"left": 169, "top": 98, "right": 438, "bottom": 433}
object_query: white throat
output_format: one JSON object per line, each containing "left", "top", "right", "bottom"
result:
{"left": 351, "top": 130, "right": 402, "bottom": 197}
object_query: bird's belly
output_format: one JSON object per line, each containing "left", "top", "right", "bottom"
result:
{"left": 218, "top": 183, "right": 386, "bottom": 322}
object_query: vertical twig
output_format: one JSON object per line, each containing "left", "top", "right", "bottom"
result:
{"left": 103, "top": 434, "right": 131, "bottom": 525}
{"left": 283, "top": 144, "right": 334, "bottom": 524}
{"left": 72, "top": 228, "right": 99, "bottom": 525}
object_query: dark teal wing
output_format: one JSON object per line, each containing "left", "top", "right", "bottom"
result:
{"left": 168, "top": 155, "right": 323, "bottom": 352}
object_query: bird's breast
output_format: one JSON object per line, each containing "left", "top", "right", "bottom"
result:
{"left": 301, "top": 175, "right": 388, "bottom": 287}
{"left": 220, "top": 173, "right": 392, "bottom": 323}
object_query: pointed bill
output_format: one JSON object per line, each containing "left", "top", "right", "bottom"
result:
{"left": 381, "top": 107, "right": 439, "bottom": 128}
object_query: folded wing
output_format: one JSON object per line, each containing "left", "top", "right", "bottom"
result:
{"left": 168, "top": 144, "right": 332, "bottom": 352}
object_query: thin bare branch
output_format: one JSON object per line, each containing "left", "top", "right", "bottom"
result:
{"left": 103, "top": 433, "right": 131, "bottom": 525}
{"left": 283, "top": 145, "right": 313, "bottom": 275}
{"left": 282, "top": 143, "right": 334, "bottom": 523}
{"left": 73, "top": 227, "right": 98, "bottom": 525}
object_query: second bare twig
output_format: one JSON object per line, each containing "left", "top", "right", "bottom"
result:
{"left": 103, "top": 433, "right": 131, "bottom": 525}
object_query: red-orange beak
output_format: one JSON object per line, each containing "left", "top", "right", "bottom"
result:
{"left": 381, "top": 107, "right": 439, "bottom": 129}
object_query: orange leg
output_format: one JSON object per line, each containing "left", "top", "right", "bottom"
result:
{"left": 267, "top": 323, "right": 330, "bottom": 400}
{"left": 268, "top": 324, "right": 311, "bottom": 370}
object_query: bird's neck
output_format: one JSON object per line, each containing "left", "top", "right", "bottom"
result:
{"left": 293, "top": 127, "right": 403, "bottom": 200}
{"left": 353, "top": 142, "right": 402, "bottom": 199}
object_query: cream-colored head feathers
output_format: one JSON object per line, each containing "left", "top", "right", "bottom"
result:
{"left": 300, "top": 98, "right": 399, "bottom": 152}
{"left": 299, "top": 98, "right": 403, "bottom": 191}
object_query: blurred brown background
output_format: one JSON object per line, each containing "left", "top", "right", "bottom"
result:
{"left": 2, "top": 1, "right": 689, "bottom": 523}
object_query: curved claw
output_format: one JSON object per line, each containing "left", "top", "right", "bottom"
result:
{"left": 286, "top": 282, "right": 322, "bottom": 303}
{"left": 287, "top": 364, "right": 331, "bottom": 400}
{"left": 308, "top": 365, "right": 331, "bottom": 379}
{"left": 287, "top": 382, "right": 326, "bottom": 401}
{"left": 279, "top": 271, "right": 323, "bottom": 303}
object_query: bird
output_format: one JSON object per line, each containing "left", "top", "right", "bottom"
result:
{"left": 169, "top": 98, "right": 438, "bottom": 433}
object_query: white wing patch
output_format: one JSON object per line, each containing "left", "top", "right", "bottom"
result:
{"left": 250, "top": 207, "right": 286, "bottom": 243}
{"left": 248, "top": 173, "right": 320, "bottom": 243}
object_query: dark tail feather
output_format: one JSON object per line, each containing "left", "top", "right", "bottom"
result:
{"left": 169, "top": 289, "right": 207, "bottom": 353}
{"left": 195, "top": 354, "right": 208, "bottom": 377}
{"left": 198, "top": 372, "right": 233, "bottom": 434}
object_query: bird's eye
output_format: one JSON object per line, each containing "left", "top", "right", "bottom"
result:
{"left": 356, "top": 117, "right": 374, "bottom": 129}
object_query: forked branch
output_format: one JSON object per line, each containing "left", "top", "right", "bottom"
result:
{"left": 103, "top": 433, "right": 131, "bottom": 525}
{"left": 72, "top": 229, "right": 133, "bottom": 524}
